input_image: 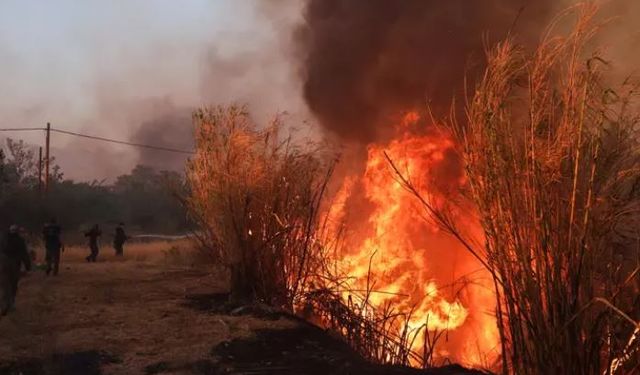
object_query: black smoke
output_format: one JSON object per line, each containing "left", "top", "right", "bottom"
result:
{"left": 131, "top": 99, "right": 194, "bottom": 172}
{"left": 296, "top": 0, "right": 554, "bottom": 142}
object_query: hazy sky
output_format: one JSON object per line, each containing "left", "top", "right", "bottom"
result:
{"left": 1, "top": 1, "right": 638, "bottom": 181}
{"left": 0, "top": 0, "right": 304, "bottom": 181}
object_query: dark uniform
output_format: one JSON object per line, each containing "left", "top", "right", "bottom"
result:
{"left": 113, "top": 223, "right": 127, "bottom": 256}
{"left": 85, "top": 225, "right": 102, "bottom": 262}
{"left": 0, "top": 227, "right": 31, "bottom": 315}
{"left": 43, "top": 220, "right": 63, "bottom": 276}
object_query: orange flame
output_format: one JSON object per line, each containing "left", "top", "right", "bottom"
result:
{"left": 329, "top": 112, "right": 500, "bottom": 367}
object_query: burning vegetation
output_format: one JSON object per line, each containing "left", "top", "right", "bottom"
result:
{"left": 448, "top": 6, "right": 640, "bottom": 373}
{"left": 185, "top": 3, "right": 639, "bottom": 374}
{"left": 186, "top": 106, "right": 334, "bottom": 309}
{"left": 319, "top": 111, "right": 500, "bottom": 367}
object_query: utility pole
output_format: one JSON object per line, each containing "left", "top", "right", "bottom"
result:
{"left": 45, "top": 122, "right": 50, "bottom": 192}
{"left": 38, "top": 146, "right": 43, "bottom": 194}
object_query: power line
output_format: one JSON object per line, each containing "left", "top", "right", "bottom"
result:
{"left": 0, "top": 126, "right": 194, "bottom": 155}
{"left": 0, "top": 127, "right": 46, "bottom": 132}
{"left": 50, "top": 128, "right": 194, "bottom": 155}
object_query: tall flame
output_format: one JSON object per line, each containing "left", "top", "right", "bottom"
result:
{"left": 329, "top": 112, "right": 500, "bottom": 367}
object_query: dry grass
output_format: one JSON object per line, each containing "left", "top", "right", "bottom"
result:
{"left": 391, "top": 4, "right": 640, "bottom": 374}
{"left": 55, "top": 239, "right": 197, "bottom": 266}
{"left": 300, "top": 286, "right": 445, "bottom": 369}
{"left": 0, "top": 240, "right": 297, "bottom": 374}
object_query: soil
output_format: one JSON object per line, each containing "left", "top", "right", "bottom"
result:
{"left": 0, "top": 244, "right": 486, "bottom": 375}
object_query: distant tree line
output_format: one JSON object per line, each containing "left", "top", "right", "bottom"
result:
{"left": 0, "top": 138, "right": 191, "bottom": 244}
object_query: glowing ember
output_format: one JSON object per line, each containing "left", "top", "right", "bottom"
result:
{"left": 329, "top": 112, "right": 500, "bottom": 367}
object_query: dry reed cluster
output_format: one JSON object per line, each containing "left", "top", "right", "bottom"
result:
{"left": 186, "top": 106, "right": 333, "bottom": 309}
{"left": 392, "top": 5, "right": 640, "bottom": 374}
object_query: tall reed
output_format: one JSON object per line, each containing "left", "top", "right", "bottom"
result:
{"left": 391, "top": 5, "right": 640, "bottom": 374}
{"left": 186, "top": 106, "right": 333, "bottom": 309}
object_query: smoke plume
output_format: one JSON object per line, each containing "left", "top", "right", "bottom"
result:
{"left": 295, "top": 0, "right": 556, "bottom": 142}
{"left": 130, "top": 99, "right": 193, "bottom": 171}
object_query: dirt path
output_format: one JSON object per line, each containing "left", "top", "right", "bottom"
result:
{"left": 0, "top": 244, "right": 484, "bottom": 375}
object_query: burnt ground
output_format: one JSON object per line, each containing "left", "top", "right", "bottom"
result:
{"left": 0, "top": 243, "right": 485, "bottom": 375}
{"left": 208, "top": 325, "right": 486, "bottom": 375}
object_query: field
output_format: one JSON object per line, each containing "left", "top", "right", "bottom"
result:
{"left": 0, "top": 241, "right": 292, "bottom": 374}
{"left": 0, "top": 241, "right": 482, "bottom": 375}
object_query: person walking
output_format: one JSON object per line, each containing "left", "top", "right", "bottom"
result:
{"left": 85, "top": 224, "right": 102, "bottom": 262}
{"left": 43, "top": 218, "right": 63, "bottom": 276}
{"left": 113, "top": 223, "right": 128, "bottom": 256}
{"left": 0, "top": 225, "right": 32, "bottom": 314}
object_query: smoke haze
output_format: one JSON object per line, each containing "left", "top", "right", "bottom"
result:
{"left": 0, "top": 0, "right": 305, "bottom": 181}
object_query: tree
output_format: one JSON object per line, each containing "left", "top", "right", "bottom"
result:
{"left": 114, "top": 165, "right": 189, "bottom": 233}
{"left": 2, "top": 138, "right": 63, "bottom": 188}
{"left": 0, "top": 138, "right": 190, "bottom": 239}
{"left": 0, "top": 149, "right": 7, "bottom": 200}
{"left": 5, "top": 138, "right": 37, "bottom": 186}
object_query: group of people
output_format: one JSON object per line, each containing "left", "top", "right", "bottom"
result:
{"left": 0, "top": 220, "right": 129, "bottom": 315}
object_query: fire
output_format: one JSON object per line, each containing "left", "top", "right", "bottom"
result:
{"left": 329, "top": 112, "right": 500, "bottom": 367}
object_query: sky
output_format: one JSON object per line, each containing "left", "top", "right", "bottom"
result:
{"left": 0, "top": 0, "right": 305, "bottom": 181}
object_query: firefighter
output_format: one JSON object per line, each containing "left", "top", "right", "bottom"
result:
{"left": 113, "top": 222, "right": 128, "bottom": 256}
{"left": 85, "top": 224, "right": 102, "bottom": 262}
{"left": 0, "top": 225, "right": 31, "bottom": 315}
{"left": 43, "top": 218, "right": 63, "bottom": 276}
